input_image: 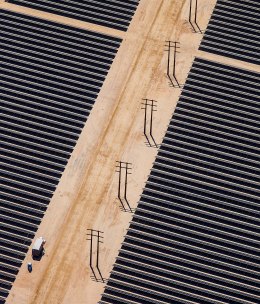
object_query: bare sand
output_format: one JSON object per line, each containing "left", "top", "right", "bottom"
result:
{"left": 2, "top": 0, "right": 257, "bottom": 303}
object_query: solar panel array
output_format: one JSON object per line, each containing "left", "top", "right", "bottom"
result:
{"left": 7, "top": 0, "right": 140, "bottom": 31}
{"left": 0, "top": 9, "right": 121, "bottom": 303}
{"left": 199, "top": 0, "right": 260, "bottom": 65}
{"left": 100, "top": 58, "right": 260, "bottom": 304}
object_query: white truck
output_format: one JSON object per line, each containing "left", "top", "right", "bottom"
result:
{"left": 32, "top": 237, "right": 46, "bottom": 257}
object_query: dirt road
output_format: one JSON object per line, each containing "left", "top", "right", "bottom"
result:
{"left": 3, "top": 1, "right": 239, "bottom": 303}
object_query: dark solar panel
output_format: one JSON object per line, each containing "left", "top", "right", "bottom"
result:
{"left": 100, "top": 58, "right": 260, "bottom": 304}
{"left": 199, "top": 0, "right": 260, "bottom": 65}
{"left": 0, "top": 9, "right": 121, "bottom": 303}
{"left": 6, "top": 0, "right": 140, "bottom": 31}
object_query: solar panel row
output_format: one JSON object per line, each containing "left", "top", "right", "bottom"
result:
{"left": 6, "top": 0, "right": 140, "bottom": 31}
{"left": 0, "top": 9, "right": 121, "bottom": 302}
{"left": 199, "top": 0, "right": 260, "bottom": 65}
{"left": 100, "top": 58, "right": 260, "bottom": 304}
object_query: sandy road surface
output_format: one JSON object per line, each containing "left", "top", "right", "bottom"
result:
{"left": 6, "top": 0, "right": 258, "bottom": 303}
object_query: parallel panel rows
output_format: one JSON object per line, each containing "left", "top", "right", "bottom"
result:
{"left": 0, "top": 9, "right": 121, "bottom": 303}
{"left": 100, "top": 58, "right": 260, "bottom": 304}
{"left": 199, "top": 0, "right": 260, "bottom": 65}
{"left": 6, "top": 0, "right": 140, "bottom": 31}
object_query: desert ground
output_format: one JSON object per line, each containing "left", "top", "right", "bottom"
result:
{"left": 2, "top": 0, "right": 258, "bottom": 303}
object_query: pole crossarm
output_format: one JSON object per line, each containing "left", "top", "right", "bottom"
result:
{"left": 141, "top": 99, "right": 158, "bottom": 148}
{"left": 115, "top": 161, "right": 134, "bottom": 212}
{"left": 165, "top": 41, "right": 183, "bottom": 88}
{"left": 86, "top": 229, "right": 106, "bottom": 283}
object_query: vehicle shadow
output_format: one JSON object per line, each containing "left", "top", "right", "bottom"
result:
{"left": 32, "top": 249, "right": 45, "bottom": 261}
